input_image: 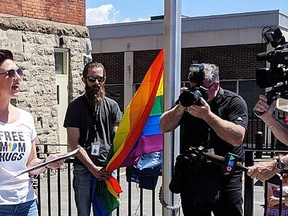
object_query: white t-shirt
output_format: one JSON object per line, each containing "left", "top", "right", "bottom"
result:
{"left": 0, "top": 108, "right": 37, "bottom": 204}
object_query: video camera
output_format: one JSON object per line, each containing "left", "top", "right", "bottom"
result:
{"left": 178, "top": 64, "right": 208, "bottom": 107}
{"left": 169, "top": 146, "right": 243, "bottom": 194}
{"left": 256, "top": 26, "right": 288, "bottom": 105}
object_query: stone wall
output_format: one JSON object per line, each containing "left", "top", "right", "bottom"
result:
{"left": 0, "top": 13, "right": 90, "bottom": 149}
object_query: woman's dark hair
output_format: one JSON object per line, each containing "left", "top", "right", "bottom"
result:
{"left": 0, "top": 49, "right": 13, "bottom": 65}
{"left": 82, "top": 62, "right": 106, "bottom": 78}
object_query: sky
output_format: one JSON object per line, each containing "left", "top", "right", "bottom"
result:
{"left": 86, "top": 0, "right": 288, "bottom": 26}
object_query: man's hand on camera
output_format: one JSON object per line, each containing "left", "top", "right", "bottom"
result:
{"left": 254, "top": 95, "right": 275, "bottom": 116}
{"left": 253, "top": 94, "right": 276, "bottom": 124}
{"left": 180, "top": 87, "right": 189, "bottom": 94}
{"left": 253, "top": 94, "right": 269, "bottom": 114}
{"left": 186, "top": 97, "right": 210, "bottom": 119}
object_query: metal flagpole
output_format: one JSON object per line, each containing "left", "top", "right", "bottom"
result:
{"left": 162, "top": 0, "right": 182, "bottom": 215}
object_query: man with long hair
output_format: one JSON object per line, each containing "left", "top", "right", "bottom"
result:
{"left": 64, "top": 62, "right": 122, "bottom": 216}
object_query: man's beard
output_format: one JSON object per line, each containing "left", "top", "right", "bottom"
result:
{"left": 85, "top": 85, "right": 105, "bottom": 106}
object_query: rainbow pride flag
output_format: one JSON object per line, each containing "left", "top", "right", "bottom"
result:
{"left": 107, "top": 49, "right": 164, "bottom": 171}
{"left": 92, "top": 49, "right": 164, "bottom": 215}
{"left": 132, "top": 75, "right": 163, "bottom": 159}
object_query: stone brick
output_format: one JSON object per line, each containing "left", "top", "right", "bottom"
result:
{"left": 0, "top": 14, "right": 89, "bottom": 149}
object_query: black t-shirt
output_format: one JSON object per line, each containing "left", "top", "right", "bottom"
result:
{"left": 63, "top": 95, "right": 122, "bottom": 166}
{"left": 179, "top": 87, "right": 248, "bottom": 161}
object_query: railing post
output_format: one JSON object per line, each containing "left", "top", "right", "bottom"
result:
{"left": 255, "top": 131, "right": 263, "bottom": 159}
{"left": 244, "top": 150, "right": 254, "bottom": 216}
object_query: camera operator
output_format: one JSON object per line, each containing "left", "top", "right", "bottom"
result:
{"left": 247, "top": 26, "right": 288, "bottom": 181}
{"left": 248, "top": 95, "right": 288, "bottom": 181}
{"left": 160, "top": 63, "right": 248, "bottom": 216}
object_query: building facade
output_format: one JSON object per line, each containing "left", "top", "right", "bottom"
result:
{"left": 88, "top": 10, "right": 288, "bottom": 120}
{"left": 1, "top": 6, "right": 288, "bottom": 149}
{"left": 0, "top": 0, "right": 89, "bottom": 151}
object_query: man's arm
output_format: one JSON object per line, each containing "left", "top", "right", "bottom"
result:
{"left": 263, "top": 114, "right": 288, "bottom": 145}
{"left": 67, "top": 127, "right": 110, "bottom": 179}
{"left": 160, "top": 104, "right": 185, "bottom": 132}
{"left": 204, "top": 111, "right": 246, "bottom": 147}
{"left": 187, "top": 98, "right": 246, "bottom": 146}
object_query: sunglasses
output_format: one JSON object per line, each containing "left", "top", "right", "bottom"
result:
{"left": 87, "top": 76, "right": 105, "bottom": 83}
{"left": 0, "top": 68, "right": 24, "bottom": 77}
{"left": 205, "top": 83, "right": 215, "bottom": 89}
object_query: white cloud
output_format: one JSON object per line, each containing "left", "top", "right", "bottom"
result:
{"left": 136, "top": 17, "right": 150, "bottom": 22}
{"left": 86, "top": 4, "right": 120, "bottom": 25}
{"left": 86, "top": 4, "right": 150, "bottom": 26}
{"left": 121, "top": 18, "right": 131, "bottom": 23}
{"left": 120, "top": 17, "right": 149, "bottom": 24}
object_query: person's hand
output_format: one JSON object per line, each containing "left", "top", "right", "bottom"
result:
{"left": 253, "top": 94, "right": 276, "bottom": 119}
{"left": 91, "top": 167, "right": 111, "bottom": 180}
{"left": 247, "top": 160, "right": 278, "bottom": 181}
{"left": 268, "top": 196, "right": 280, "bottom": 206}
{"left": 180, "top": 87, "right": 189, "bottom": 94}
{"left": 45, "top": 154, "right": 65, "bottom": 169}
{"left": 186, "top": 97, "right": 211, "bottom": 119}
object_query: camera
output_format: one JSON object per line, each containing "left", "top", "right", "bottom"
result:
{"left": 169, "top": 146, "right": 242, "bottom": 195}
{"left": 178, "top": 64, "right": 208, "bottom": 107}
{"left": 169, "top": 146, "right": 205, "bottom": 193}
{"left": 179, "top": 89, "right": 203, "bottom": 106}
{"left": 256, "top": 27, "right": 288, "bottom": 105}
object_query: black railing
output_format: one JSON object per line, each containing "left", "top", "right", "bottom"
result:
{"left": 34, "top": 112, "right": 288, "bottom": 216}
{"left": 34, "top": 156, "right": 163, "bottom": 216}
{"left": 35, "top": 164, "right": 74, "bottom": 216}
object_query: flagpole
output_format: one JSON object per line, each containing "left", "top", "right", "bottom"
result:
{"left": 163, "top": 0, "right": 182, "bottom": 215}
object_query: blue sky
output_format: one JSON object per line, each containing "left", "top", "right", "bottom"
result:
{"left": 86, "top": 0, "right": 288, "bottom": 26}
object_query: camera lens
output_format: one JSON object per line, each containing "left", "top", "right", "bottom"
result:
{"left": 179, "top": 90, "right": 202, "bottom": 107}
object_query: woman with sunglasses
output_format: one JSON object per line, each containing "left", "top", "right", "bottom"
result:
{"left": 0, "top": 49, "right": 65, "bottom": 216}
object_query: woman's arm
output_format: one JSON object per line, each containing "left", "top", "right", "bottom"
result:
{"left": 27, "top": 139, "right": 65, "bottom": 176}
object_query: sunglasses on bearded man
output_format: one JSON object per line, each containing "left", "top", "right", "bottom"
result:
{"left": 87, "top": 76, "right": 105, "bottom": 83}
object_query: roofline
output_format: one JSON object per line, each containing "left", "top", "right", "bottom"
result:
{"left": 88, "top": 10, "right": 288, "bottom": 39}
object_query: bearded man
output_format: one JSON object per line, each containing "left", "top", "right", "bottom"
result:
{"left": 64, "top": 62, "right": 122, "bottom": 216}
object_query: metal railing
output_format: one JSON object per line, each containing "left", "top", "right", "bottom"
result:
{"left": 34, "top": 113, "right": 287, "bottom": 216}
{"left": 34, "top": 156, "right": 163, "bottom": 216}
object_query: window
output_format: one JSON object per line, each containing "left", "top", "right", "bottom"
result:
{"left": 221, "top": 79, "right": 264, "bottom": 117}
{"left": 54, "top": 48, "right": 69, "bottom": 75}
{"left": 105, "top": 84, "right": 124, "bottom": 112}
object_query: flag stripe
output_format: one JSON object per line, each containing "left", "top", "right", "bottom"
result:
{"left": 150, "top": 95, "right": 163, "bottom": 116}
{"left": 134, "top": 134, "right": 163, "bottom": 156}
{"left": 142, "top": 115, "right": 161, "bottom": 136}
{"left": 106, "top": 49, "right": 164, "bottom": 172}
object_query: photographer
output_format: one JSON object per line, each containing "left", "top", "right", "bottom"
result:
{"left": 160, "top": 63, "right": 248, "bottom": 216}
{"left": 248, "top": 95, "right": 288, "bottom": 181}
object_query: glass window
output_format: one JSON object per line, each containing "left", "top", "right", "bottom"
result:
{"left": 221, "top": 80, "right": 237, "bottom": 93}
{"left": 239, "top": 80, "right": 264, "bottom": 117}
{"left": 221, "top": 79, "right": 264, "bottom": 117}
{"left": 105, "top": 84, "right": 124, "bottom": 112}
{"left": 54, "top": 48, "right": 69, "bottom": 75}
